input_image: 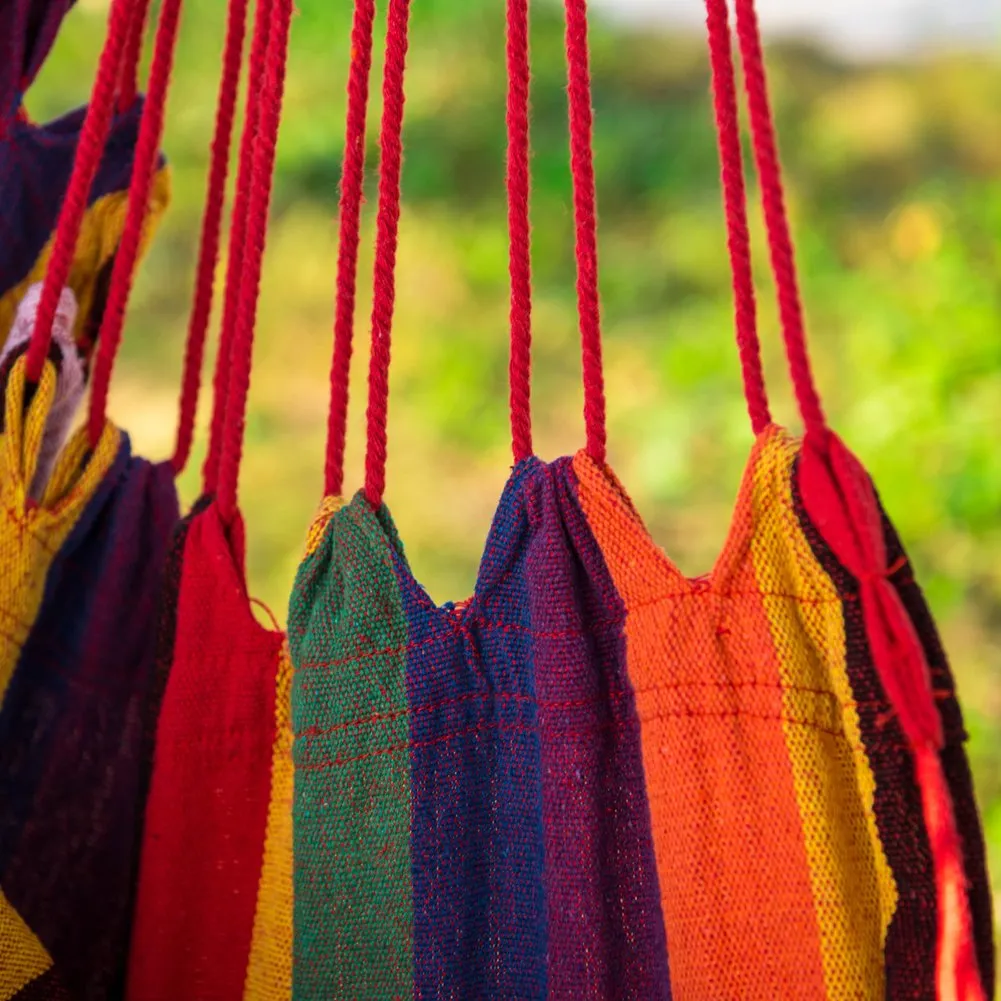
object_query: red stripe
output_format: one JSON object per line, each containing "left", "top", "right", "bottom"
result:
{"left": 126, "top": 506, "right": 282, "bottom": 1000}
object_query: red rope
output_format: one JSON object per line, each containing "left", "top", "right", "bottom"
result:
{"left": 704, "top": 0, "right": 770, "bottom": 434}
{"left": 732, "top": 0, "right": 825, "bottom": 434}
{"left": 215, "top": 0, "right": 293, "bottom": 522}
{"left": 87, "top": 0, "right": 185, "bottom": 447}
{"left": 507, "top": 0, "right": 533, "bottom": 464}
{"left": 171, "top": 0, "right": 250, "bottom": 475}
{"left": 323, "top": 0, "right": 376, "bottom": 498}
{"left": 563, "top": 0, "right": 606, "bottom": 466}
{"left": 202, "top": 0, "right": 274, "bottom": 496}
{"left": 24, "top": 0, "right": 137, "bottom": 382}
{"left": 117, "top": 0, "right": 152, "bottom": 112}
{"left": 362, "top": 0, "right": 412, "bottom": 509}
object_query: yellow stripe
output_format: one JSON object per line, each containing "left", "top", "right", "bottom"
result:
{"left": 303, "top": 495, "right": 345, "bottom": 560}
{"left": 0, "top": 357, "right": 121, "bottom": 706}
{"left": 0, "top": 173, "right": 170, "bottom": 993}
{"left": 0, "top": 890, "right": 52, "bottom": 998}
{"left": 243, "top": 642, "right": 294, "bottom": 1001}
{"left": 0, "top": 168, "right": 172, "bottom": 351}
{"left": 750, "top": 432, "right": 896, "bottom": 1000}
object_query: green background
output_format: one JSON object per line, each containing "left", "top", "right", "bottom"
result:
{"left": 32, "top": 0, "right": 1000, "bottom": 970}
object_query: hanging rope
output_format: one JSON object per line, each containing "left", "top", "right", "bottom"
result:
{"left": 362, "top": 0, "right": 412, "bottom": 509}
{"left": 24, "top": 0, "right": 140, "bottom": 382}
{"left": 171, "top": 0, "right": 251, "bottom": 474}
{"left": 324, "top": 0, "right": 376, "bottom": 498}
{"left": 507, "top": 0, "right": 533, "bottom": 464}
{"left": 215, "top": 0, "right": 294, "bottom": 522}
{"left": 731, "top": 0, "right": 825, "bottom": 435}
{"left": 704, "top": 0, "right": 770, "bottom": 433}
{"left": 117, "top": 0, "right": 152, "bottom": 112}
{"left": 202, "top": 0, "right": 275, "bottom": 496}
{"left": 87, "top": 0, "right": 185, "bottom": 446}
{"left": 563, "top": 0, "right": 606, "bottom": 466}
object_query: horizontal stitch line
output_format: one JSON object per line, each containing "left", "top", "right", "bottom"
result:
{"left": 296, "top": 703, "right": 859, "bottom": 771}
{"left": 296, "top": 718, "right": 548, "bottom": 769}
{"left": 625, "top": 588, "right": 851, "bottom": 616}
{"left": 294, "top": 677, "right": 959, "bottom": 738}
{"left": 295, "top": 690, "right": 629, "bottom": 738}
{"left": 295, "top": 615, "right": 619, "bottom": 674}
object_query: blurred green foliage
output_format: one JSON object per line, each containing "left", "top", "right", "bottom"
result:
{"left": 32, "top": 0, "right": 1000, "bottom": 959}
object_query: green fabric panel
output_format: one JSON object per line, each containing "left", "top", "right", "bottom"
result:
{"left": 288, "top": 492, "right": 414, "bottom": 999}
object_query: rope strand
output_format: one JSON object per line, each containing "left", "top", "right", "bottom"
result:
{"left": 171, "top": 0, "right": 251, "bottom": 474}
{"left": 117, "top": 0, "right": 152, "bottom": 111}
{"left": 563, "top": 0, "right": 606, "bottom": 466}
{"left": 362, "top": 0, "right": 412, "bottom": 509}
{"left": 24, "top": 0, "right": 137, "bottom": 382}
{"left": 323, "top": 0, "right": 376, "bottom": 497}
{"left": 704, "top": 0, "right": 770, "bottom": 433}
{"left": 507, "top": 0, "right": 533, "bottom": 463}
{"left": 215, "top": 0, "right": 293, "bottom": 522}
{"left": 87, "top": 0, "right": 185, "bottom": 446}
{"left": 732, "top": 0, "right": 825, "bottom": 434}
{"left": 202, "top": 0, "right": 275, "bottom": 495}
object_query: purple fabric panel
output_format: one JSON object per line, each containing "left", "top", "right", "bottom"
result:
{"left": 1, "top": 0, "right": 75, "bottom": 111}
{"left": 397, "top": 458, "right": 547, "bottom": 1001}
{"left": 0, "top": 439, "right": 179, "bottom": 1001}
{"left": 529, "top": 457, "right": 671, "bottom": 1000}
{"left": 0, "top": 98, "right": 165, "bottom": 300}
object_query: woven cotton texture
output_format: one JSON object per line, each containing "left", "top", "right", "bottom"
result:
{"left": 126, "top": 500, "right": 289, "bottom": 1001}
{"left": 0, "top": 283, "right": 86, "bottom": 500}
{"left": 0, "top": 433, "right": 178, "bottom": 1001}
{"left": 0, "top": 343, "right": 179, "bottom": 998}
{"left": 286, "top": 425, "right": 992, "bottom": 998}
{"left": 288, "top": 459, "right": 669, "bottom": 1001}
{"left": 571, "top": 425, "right": 993, "bottom": 1000}
{"left": 0, "top": 356, "right": 121, "bottom": 708}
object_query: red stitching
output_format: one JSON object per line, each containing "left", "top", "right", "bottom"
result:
{"left": 294, "top": 704, "right": 856, "bottom": 772}
{"left": 292, "top": 677, "right": 923, "bottom": 741}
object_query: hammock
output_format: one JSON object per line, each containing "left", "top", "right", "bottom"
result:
{"left": 286, "top": 0, "right": 993, "bottom": 997}
{"left": 0, "top": 0, "right": 255, "bottom": 994}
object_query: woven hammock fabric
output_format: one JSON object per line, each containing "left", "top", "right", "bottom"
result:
{"left": 572, "top": 426, "right": 994, "bottom": 999}
{"left": 289, "top": 463, "right": 672, "bottom": 1001}
{"left": 288, "top": 430, "right": 993, "bottom": 1000}
{"left": 126, "top": 501, "right": 292, "bottom": 1001}
{"left": 0, "top": 353, "right": 179, "bottom": 999}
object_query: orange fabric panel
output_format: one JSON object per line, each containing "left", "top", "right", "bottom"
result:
{"left": 573, "top": 429, "right": 834, "bottom": 999}
{"left": 750, "top": 439, "right": 895, "bottom": 999}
